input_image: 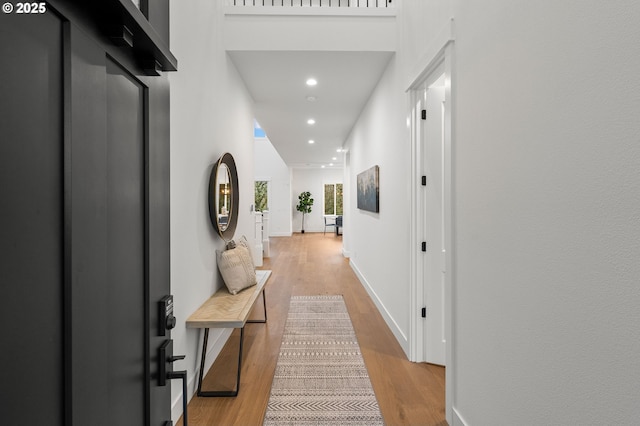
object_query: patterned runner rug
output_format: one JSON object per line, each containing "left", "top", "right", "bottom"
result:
{"left": 263, "top": 295, "right": 384, "bottom": 425}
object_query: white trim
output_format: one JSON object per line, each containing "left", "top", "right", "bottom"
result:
{"left": 409, "top": 61, "right": 446, "bottom": 364}
{"left": 452, "top": 407, "right": 469, "bottom": 426}
{"left": 406, "top": 18, "right": 455, "bottom": 91}
{"left": 350, "top": 259, "right": 409, "bottom": 356}
{"left": 408, "top": 88, "right": 424, "bottom": 363}
{"left": 224, "top": 6, "right": 397, "bottom": 18}
{"left": 270, "top": 231, "right": 293, "bottom": 237}
{"left": 407, "top": 20, "right": 456, "bottom": 426}
{"left": 442, "top": 41, "right": 456, "bottom": 426}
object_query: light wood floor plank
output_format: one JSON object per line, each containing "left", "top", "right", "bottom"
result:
{"left": 178, "top": 233, "right": 446, "bottom": 426}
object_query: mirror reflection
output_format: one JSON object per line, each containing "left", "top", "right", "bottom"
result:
{"left": 217, "top": 164, "right": 231, "bottom": 231}
{"left": 208, "top": 152, "right": 239, "bottom": 241}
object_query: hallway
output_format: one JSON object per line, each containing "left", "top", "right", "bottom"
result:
{"left": 180, "top": 233, "right": 445, "bottom": 425}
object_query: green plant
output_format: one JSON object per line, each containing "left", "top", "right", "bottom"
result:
{"left": 296, "top": 191, "right": 314, "bottom": 233}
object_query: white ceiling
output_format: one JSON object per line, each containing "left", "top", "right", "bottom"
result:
{"left": 228, "top": 50, "right": 394, "bottom": 168}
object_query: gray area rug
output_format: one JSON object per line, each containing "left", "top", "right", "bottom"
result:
{"left": 263, "top": 295, "right": 384, "bottom": 425}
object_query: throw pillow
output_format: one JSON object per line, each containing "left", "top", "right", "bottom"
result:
{"left": 217, "top": 239, "right": 257, "bottom": 295}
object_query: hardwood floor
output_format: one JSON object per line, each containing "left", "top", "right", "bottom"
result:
{"left": 179, "top": 233, "right": 446, "bottom": 425}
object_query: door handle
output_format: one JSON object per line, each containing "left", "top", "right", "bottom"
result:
{"left": 166, "top": 370, "right": 188, "bottom": 426}
{"left": 158, "top": 340, "right": 188, "bottom": 426}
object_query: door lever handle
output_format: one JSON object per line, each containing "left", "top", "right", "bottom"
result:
{"left": 158, "top": 340, "right": 188, "bottom": 426}
{"left": 166, "top": 370, "right": 188, "bottom": 426}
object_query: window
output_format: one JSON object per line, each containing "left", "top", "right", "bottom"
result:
{"left": 324, "top": 183, "right": 343, "bottom": 216}
{"left": 255, "top": 181, "right": 268, "bottom": 212}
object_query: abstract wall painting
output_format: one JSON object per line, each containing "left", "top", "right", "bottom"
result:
{"left": 357, "top": 165, "right": 379, "bottom": 213}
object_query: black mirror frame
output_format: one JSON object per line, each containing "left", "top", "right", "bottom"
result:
{"left": 208, "top": 152, "right": 239, "bottom": 241}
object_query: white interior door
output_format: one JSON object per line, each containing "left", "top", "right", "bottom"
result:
{"left": 423, "top": 79, "right": 446, "bottom": 366}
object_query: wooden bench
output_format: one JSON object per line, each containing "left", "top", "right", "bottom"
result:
{"left": 186, "top": 269, "right": 271, "bottom": 397}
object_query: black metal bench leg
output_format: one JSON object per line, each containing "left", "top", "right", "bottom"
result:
{"left": 247, "top": 288, "right": 267, "bottom": 324}
{"left": 196, "top": 328, "right": 209, "bottom": 396}
{"left": 196, "top": 288, "right": 267, "bottom": 397}
{"left": 196, "top": 327, "right": 245, "bottom": 397}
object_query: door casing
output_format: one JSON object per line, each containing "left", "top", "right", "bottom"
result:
{"left": 407, "top": 24, "right": 455, "bottom": 425}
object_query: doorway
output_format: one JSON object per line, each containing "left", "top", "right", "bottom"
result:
{"left": 421, "top": 74, "right": 447, "bottom": 366}
{"left": 408, "top": 36, "right": 455, "bottom": 425}
{"left": 411, "top": 68, "right": 448, "bottom": 366}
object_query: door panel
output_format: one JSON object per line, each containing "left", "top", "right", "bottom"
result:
{"left": 68, "top": 22, "right": 110, "bottom": 423}
{"left": 2, "top": 7, "right": 172, "bottom": 424}
{"left": 424, "top": 84, "right": 446, "bottom": 366}
{"left": 106, "top": 58, "right": 146, "bottom": 425}
{"left": 0, "top": 11, "right": 64, "bottom": 425}
{"left": 146, "top": 66, "right": 173, "bottom": 426}
{"left": 68, "top": 21, "right": 171, "bottom": 426}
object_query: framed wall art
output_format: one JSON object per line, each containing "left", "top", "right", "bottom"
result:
{"left": 357, "top": 165, "right": 379, "bottom": 213}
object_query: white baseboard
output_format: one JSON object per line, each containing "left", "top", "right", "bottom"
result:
{"left": 172, "top": 328, "right": 233, "bottom": 422}
{"left": 269, "top": 232, "right": 292, "bottom": 237}
{"left": 349, "top": 259, "right": 409, "bottom": 356}
{"left": 452, "top": 407, "right": 469, "bottom": 426}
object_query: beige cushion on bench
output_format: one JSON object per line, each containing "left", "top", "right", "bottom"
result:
{"left": 217, "top": 236, "right": 257, "bottom": 295}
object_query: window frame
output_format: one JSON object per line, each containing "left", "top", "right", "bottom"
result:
{"left": 323, "top": 182, "right": 343, "bottom": 216}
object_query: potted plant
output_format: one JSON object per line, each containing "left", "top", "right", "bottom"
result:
{"left": 296, "top": 191, "right": 314, "bottom": 233}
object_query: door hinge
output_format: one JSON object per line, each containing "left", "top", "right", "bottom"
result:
{"left": 421, "top": 241, "right": 427, "bottom": 252}
{"left": 421, "top": 175, "right": 427, "bottom": 186}
{"left": 421, "top": 109, "right": 427, "bottom": 120}
{"left": 421, "top": 307, "right": 427, "bottom": 318}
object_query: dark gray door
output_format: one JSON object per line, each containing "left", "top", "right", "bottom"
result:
{"left": 106, "top": 58, "right": 147, "bottom": 425}
{"left": 1, "top": 6, "right": 172, "bottom": 425}
{"left": 67, "top": 25, "right": 172, "bottom": 426}
{"left": 0, "top": 10, "right": 64, "bottom": 425}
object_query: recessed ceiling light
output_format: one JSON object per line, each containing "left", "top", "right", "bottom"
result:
{"left": 306, "top": 78, "right": 317, "bottom": 86}
{"left": 329, "top": 163, "right": 334, "bottom": 167}
{"left": 332, "top": 157, "right": 337, "bottom": 161}
{"left": 307, "top": 118, "right": 316, "bottom": 125}
{"left": 306, "top": 95, "right": 317, "bottom": 102}
{"left": 321, "top": 165, "right": 326, "bottom": 168}
{"left": 308, "top": 139, "right": 315, "bottom": 144}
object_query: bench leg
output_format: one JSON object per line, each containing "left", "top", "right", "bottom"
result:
{"left": 196, "top": 327, "right": 245, "bottom": 397}
{"left": 247, "top": 288, "right": 267, "bottom": 324}
{"left": 196, "top": 289, "right": 267, "bottom": 398}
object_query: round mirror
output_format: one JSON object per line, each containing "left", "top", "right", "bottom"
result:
{"left": 208, "top": 153, "right": 239, "bottom": 240}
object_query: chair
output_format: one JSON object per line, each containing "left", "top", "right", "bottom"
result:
{"left": 323, "top": 216, "right": 336, "bottom": 235}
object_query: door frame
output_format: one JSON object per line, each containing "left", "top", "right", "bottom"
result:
{"left": 407, "top": 19, "right": 455, "bottom": 425}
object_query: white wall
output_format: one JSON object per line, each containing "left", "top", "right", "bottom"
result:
{"left": 448, "top": 2, "right": 640, "bottom": 424}
{"left": 341, "top": 0, "right": 455, "bottom": 359}
{"left": 346, "top": 0, "right": 640, "bottom": 424}
{"left": 169, "top": 1, "right": 256, "bottom": 421}
{"left": 291, "top": 168, "right": 343, "bottom": 233}
{"left": 343, "top": 53, "right": 413, "bottom": 353}
{"left": 254, "top": 137, "right": 292, "bottom": 236}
